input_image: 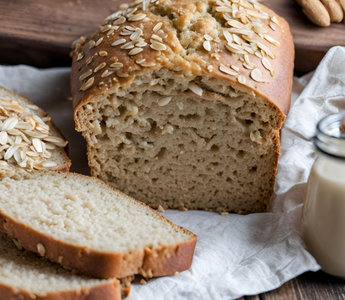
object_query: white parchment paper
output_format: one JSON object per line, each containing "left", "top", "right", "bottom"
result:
{"left": 2, "top": 46, "right": 345, "bottom": 299}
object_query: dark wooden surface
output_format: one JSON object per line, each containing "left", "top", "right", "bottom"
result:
{"left": 240, "top": 271, "right": 345, "bottom": 300}
{"left": 0, "top": 0, "right": 344, "bottom": 71}
{"left": 1, "top": 0, "right": 345, "bottom": 299}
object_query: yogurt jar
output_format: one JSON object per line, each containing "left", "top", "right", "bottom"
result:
{"left": 302, "top": 113, "right": 345, "bottom": 277}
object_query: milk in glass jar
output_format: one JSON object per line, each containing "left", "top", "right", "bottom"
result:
{"left": 302, "top": 113, "right": 345, "bottom": 277}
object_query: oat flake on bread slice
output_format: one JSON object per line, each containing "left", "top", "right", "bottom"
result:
{"left": 0, "top": 171, "right": 197, "bottom": 279}
{"left": 0, "top": 86, "right": 71, "bottom": 179}
{"left": 0, "top": 231, "right": 121, "bottom": 300}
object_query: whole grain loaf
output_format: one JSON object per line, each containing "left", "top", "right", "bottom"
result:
{"left": 71, "top": 0, "right": 294, "bottom": 214}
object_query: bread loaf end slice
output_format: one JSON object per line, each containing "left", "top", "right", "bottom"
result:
{"left": 0, "top": 171, "right": 197, "bottom": 279}
{"left": 0, "top": 86, "right": 71, "bottom": 179}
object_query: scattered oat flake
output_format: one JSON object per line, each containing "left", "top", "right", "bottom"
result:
{"left": 76, "top": 52, "right": 84, "bottom": 61}
{"left": 79, "top": 69, "right": 93, "bottom": 82}
{"left": 158, "top": 97, "right": 172, "bottom": 107}
{"left": 95, "top": 37, "right": 104, "bottom": 47}
{"left": 257, "top": 42, "right": 275, "bottom": 59}
{"left": 128, "top": 13, "right": 146, "bottom": 21}
{"left": 42, "top": 161, "right": 57, "bottom": 168}
{"left": 153, "top": 22, "right": 163, "bottom": 32}
{"left": 113, "top": 16, "right": 126, "bottom": 25}
{"left": 110, "top": 62, "right": 124, "bottom": 68}
{"left": 94, "top": 62, "right": 106, "bottom": 73}
{"left": 80, "top": 77, "right": 95, "bottom": 91}
{"left": 99, "top": 51, "right": 108, "bottom": 57}
{"left": 223, "top": 30, "right": 233, "bottom": 44}
{"left": 157, "top": 205, "right": 165, "bottom": 212}
{"left": 237, "top": 75, "right": 246, "bottom": 84}
{"left": 150, "top": 41, "right": 167, "bottom": 51}
{"left": 203, "top": 40, "right": 211, "bottom": 52}
{"left": 37, "top": 243, "right": 46, "bottom": 256}
{"left": 251, "top": 68, "right": 266, "bottom": 82}
{"left": 89, "top": 40, "right": 96, "bottom": 49}
{"left": 140, "top": 279, "right": 147, "bottom": 285}
{"left": 187, "top": 83, "right": 203, "bottom": 96}
{"left": 219, "top": 64, "right": 238, "bottom": 76}
{"left": 231, "top": 65, "right": 240, "bottom": 72}
{"left": 271, "top": 16, "right": 279, "bottom": 25}
{"left": 204, "top": 34, "right": 213, "bottom": 41}
{"left": 128, "top": 47, "right": 143, "bottom": 55}
{"left": 112, "top": 39, "right": 126, "bottom": 47}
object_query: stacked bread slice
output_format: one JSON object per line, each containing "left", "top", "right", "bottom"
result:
{"left": 0, "top": 231, "right": 121, "bottom": 300}
{"left": 0, "top": 87, "right": 197, "bottom": 299}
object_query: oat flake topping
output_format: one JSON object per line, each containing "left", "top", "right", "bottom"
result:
{"left": 73, "top": 0, "right": 281, "bottom": 92}
{"left": 0, "top": 99, "right": 68, "bottom": 170}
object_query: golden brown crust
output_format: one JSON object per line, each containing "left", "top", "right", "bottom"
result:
{"left": 0, "top": 280, "right": 121, "bottom": 300}
{"left": 71, "top": 0, "right": 294, "bottom": 128}
{"left": 0, "top": 172, "right": 197, "bottom": 280}
{"left": 0, "top": 86, "right": 71, "bottom": 173}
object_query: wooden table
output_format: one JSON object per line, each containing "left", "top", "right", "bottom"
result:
{"left": 242, "top": 271, "right": 345, "bottom": 300}
{"left": 1, "top": 0, "right": 345, "bottom": 298}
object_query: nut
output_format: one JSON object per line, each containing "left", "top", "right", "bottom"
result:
{"left": 336, "top": 0, "right": 345, "bottom": 22}
{"left": 295, "top": 0, "right": 331, "bottom": 26}
{"left": 320, "top": 0, "right": 343, "bottom": 22}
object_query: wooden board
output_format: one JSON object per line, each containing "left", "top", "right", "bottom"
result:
{"left": 0, "top": 0, "right": 344, "bottom": 71}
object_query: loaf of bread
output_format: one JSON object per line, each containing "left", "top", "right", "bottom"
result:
{"left": 0, "top": 171, "right": 197, "bottom": 279}
{"left": 0, "top": 232, "right": 122, "bottom": 300}
{"left": 71, "top": 0, "right": 294, "bottom": 214}
{"left": 0, "top": 86, "right": 71, "bottom": 178}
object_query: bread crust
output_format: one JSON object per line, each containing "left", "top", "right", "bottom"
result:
{"left": 0, "top": 280, "right": 121, "bottom": 300}
{"left": 0, "top": 172, "right": 197, "bottom": 279}
{"left": 0, "top": 86, "right": 71, "bottom": 174}
{"left": 71, "top": 0, "right": 294, "bottom": 129}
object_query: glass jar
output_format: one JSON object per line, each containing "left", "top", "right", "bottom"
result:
{"left": 302, "top": 112, "right": 345, "bottom": 277}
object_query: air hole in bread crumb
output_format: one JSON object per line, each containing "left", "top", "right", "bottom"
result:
{"left": 210, "top": 145, "right": 219, "bottom": 152}
{"left": 236, "top": 150, "right": 244, "bottom": 160}
{"left": 118, "top": 106, "right": 127, "bottom": 117}
{"left": 155, "top": 147, "right": 166, "bottom": 160}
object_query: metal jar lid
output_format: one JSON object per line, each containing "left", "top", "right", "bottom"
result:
{"left": 314, "top": 113, "right": 345, "bottom": 159}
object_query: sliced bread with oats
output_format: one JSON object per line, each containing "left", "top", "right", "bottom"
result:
{"left": 0, "top": 86, "right": 71, "bottom": 179}
{"left": 0, "top": 231, "right": 122, "bottom": 300}
{"left": 0, "top": 171, "right": 197, "bottom": 280}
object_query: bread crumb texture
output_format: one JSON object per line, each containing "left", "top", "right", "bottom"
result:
{"left": 0, "top": 172, "right": 192, "bottom": 252}
{"left": 71, "top": 0, "right": 293, "bottom": 214}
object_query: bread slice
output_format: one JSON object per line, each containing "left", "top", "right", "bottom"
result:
{"left": 0, "top": 171, "right": 197, "bottom": 279}
{"left": 71, "top": 0, "right": 294, "bottom": 214}
{"left": 0, "top": 231, "right": 121, "bottom": 300}
{"left": 0, "top": 86, "right": 71, "bottom": 179}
